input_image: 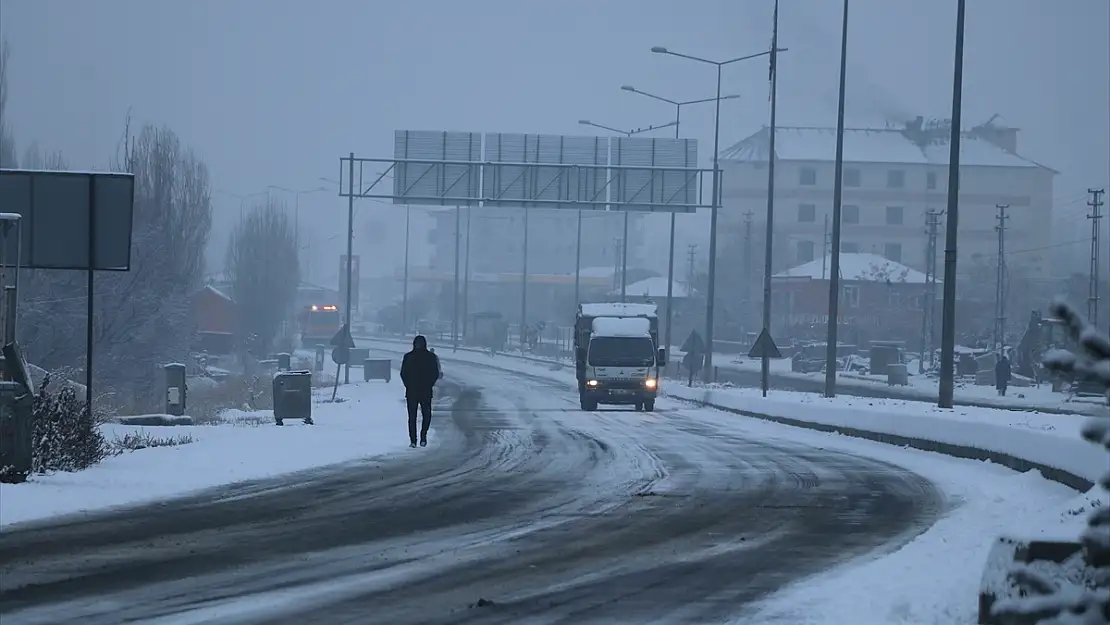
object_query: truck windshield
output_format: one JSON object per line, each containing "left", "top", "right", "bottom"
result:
{"left": 588, "top": 337, "right": 656, "bottom": 367}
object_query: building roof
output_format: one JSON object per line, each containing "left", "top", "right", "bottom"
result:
{"left": 720, "top": 123, "right": 1054, "bottom": 171}
{"left": 610, "top": 276, "right": 692, "bottom": 298}
{"left": 774, "top": 253, "right": 933, "bottom": 284}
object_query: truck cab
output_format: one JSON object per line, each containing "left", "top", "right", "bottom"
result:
{"left": 575, "top": 303, "right": 665, "bottom": 412}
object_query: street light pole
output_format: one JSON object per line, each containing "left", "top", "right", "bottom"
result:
{"left": 344, "top": 152, "right": 355, "bottom": 384}
{"left": 650, "top": 43, "right": 785, "bottom": 384}
{"left": 823, "top": 0, "right": 850, "bottom": 398}
{"left": 938, "top": 0, "right": 968, "bottom": 409}
{"left": 403, "top": 205, "right": 410, "bottom": 334}
{"left": 761, "top": 4, "right": 781, "bottom": 397}
{"left": 619, "top": 86, "right": 740, "bottom": 353}
{"left": 574, "top": 208, "right": 583, "bottom": 308}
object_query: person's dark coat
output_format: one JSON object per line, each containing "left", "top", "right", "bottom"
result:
{"left": 401, "top": 335, "right": 441, "bottom": 399}
{"left": 994, "top": 355, "right": 1012, "bottom": 390}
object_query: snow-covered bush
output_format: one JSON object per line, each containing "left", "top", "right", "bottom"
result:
{"left": 991, "top": 299, "right": 1110, "bottom": 625}
{"left": 32, "top": 374, "right": 111, "bottom": 473}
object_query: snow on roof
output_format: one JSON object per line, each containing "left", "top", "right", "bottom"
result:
{"left": 720, "top": 125, "right": 1049, "bottom": 170}
{"left": 579, "top": 302, "right": 658, "bottom": 318}
{"left": 610, "top": 277, "right": 692, "bottom": 298}
{"left": 774, "top": 253, "right": 933, "bottom": 284}
{"left": 592, "top": 316, "right": 652, "bottom": 337}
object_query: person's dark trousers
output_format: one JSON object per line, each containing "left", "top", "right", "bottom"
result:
{"left": 407, "top": 396, "right": 432, "bottom": 444}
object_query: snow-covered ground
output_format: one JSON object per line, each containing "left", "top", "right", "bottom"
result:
{"left": 728, "top": 414, "right": 1100, "bottom": 625}
{"left": 0, "top": 380, "right": 412, "bottom": 529}
{"left": 362, "top": 337, "right": 1106, "bottom": 625}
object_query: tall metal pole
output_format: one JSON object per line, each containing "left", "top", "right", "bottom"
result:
{"left": 620, "top": 211, "right": 630, "bottom": 302}
{"left": 704, "top": 63, "right": 723, "bottom": 382}
{"left": 664, "top": 104, "right": 681, "bottom": 352}
{"left": 574, "top": 209, "right": 583, "bottom": 307}
{"left": 994, "top": 203, "right": 1009, "bottom": 351}
{"left": 463, "top": 205, "right": 471, "bottom": 338}
{"left": 402, "top": 205, "right": 410, "bottom": 334}
{"left": 938, "top": 0, "right": 967, "bottom": 409}
{"left": 344, "top": 152, "right": 355, "bottom": 384}
{"left": 823, "top": 0, "right": 850, "bottom": 398}
{"left": 520, "top": 207, "right": 530, "bottom": 350}
{"left": 453, "top": 206, "right": 461, "bottom": 352}
{"left": 294, "top": 193, "right": 300, "bottom": 255}
{"left": 760, "top": 1, "right": 780, "bottom": 397}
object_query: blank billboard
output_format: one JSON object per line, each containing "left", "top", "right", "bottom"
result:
{"left": 608, "top": 138, "right": 699, "bottom": 213}
{"left": 392, "top": 131, "right": 481, "bottom": 207}
{"left": 482, "top": 134, "right": 608, "bottom": 210}
{"left": 0, "top": 169, "right": 135, "bottom": 271}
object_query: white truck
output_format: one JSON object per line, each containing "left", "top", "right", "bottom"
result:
{"left": 574, "top": 303, "right": 665, "bottom": 412}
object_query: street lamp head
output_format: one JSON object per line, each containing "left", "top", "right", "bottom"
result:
{"left": 620, "top": 85, "right": 635, "bottom": 92}
{"left": 650, "top": 46, "right": 668, "bottom": 54}
{"left": 577, "top": 119, "right": 591, "bottom": 125}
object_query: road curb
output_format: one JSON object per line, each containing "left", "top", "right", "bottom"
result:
{"left": 359, "top": 336, "right": 1095, "bottom": 493}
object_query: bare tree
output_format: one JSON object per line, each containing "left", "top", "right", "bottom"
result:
{"left": 226, "top": 199, "right": 300, "bottom": 359}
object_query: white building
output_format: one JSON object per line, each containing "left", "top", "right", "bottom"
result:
{"left": 716, "top": 116, "right": 1057, "bottom": 280}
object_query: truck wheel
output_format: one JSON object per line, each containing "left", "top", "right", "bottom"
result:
{"left": 644, "top": 400, "right": 655, "bottom": 412}
{"left": 582, "top": 398, "right": 598, "bottom": 411}
{"left": 634, "top": 402, "right": 643, "bottom": 411}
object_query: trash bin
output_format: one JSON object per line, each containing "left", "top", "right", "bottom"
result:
{"left": 363, "top": 359, "right": 391, "bottom": 382}
{"left": 0, "top": 380, "right": 35, "bottom": 483}
{"left": 276, "top": 353, "right": 291, "bottom": 371}
{"left": 273, "top": 370, "right": 313, "bottom": 426}
{"left": 887, "top": 363, "right": 909, "bottom": 386}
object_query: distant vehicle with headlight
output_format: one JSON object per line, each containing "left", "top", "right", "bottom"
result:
{"left": 299, "top": 304, "right": 341, "bottom": 347}
{"left": 574, "top": 303, "right": 665, "bottom": 412}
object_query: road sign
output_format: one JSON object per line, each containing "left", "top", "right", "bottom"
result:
{"left": 482, "top": 133, "right": 608, "bottom": 211}
{"left": 339, "top": 133, "right": 716, "bottom": 213}
{"left": 391, "top": 131, "right": 482, "bottom": 207}
{"left": 748, "top": 328, "right": 782, "bottom": 359}
{"left": 609, "top": 137, "right": 699, "bottom": 213}
{"left": 0, "top": 169, "right": 135, "bottom": 270}
{"left": 330, "top": 323, "right": 356, "bottom": 349}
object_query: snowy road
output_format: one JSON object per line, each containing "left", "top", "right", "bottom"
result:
{"left": 0, "top": 362, "right": 945, "bottom": 625}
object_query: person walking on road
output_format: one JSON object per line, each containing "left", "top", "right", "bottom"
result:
{"left": 681, "top": 329, "right": 706, "bottom": 387}
{"left": 401, "top": 335, "right": 441, "bottom": 448}
{"left": 995, "top": 351, "right": 1012, "bottom": 397}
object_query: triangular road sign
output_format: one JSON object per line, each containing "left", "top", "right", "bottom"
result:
{"left": 330, "top": 323, "right": 356, "bottom": 349}
{"left": 748, "top": 328, "right": 782, "bottom": 359}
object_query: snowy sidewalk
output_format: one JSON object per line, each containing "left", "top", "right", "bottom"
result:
{"left": 0, "top": 380, "right": 413, "bottom": 529}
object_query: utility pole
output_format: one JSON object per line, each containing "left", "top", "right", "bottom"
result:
{"left": 822, "top": 0, "right": 850, "bottom": 398}
{"left": 937, "top": 0, "right": 967, "bottom": 409}
{"left": 686, "top": 244, "right": 698, "bottom": 290}
{"left": 743, "top": 211, "right": 754, "bottom": 333}
{"left": 520, "top": 207, "right": 530, "bottom": 350}
{"left": 462, "top": 205, "right": 472, "bottom": 339}
{"left": 1088, "top": 188, "right": 1105, "bottom": 326}
{"left": 761, "top": 0, "right": 781, "bottom": 396}
{"left": 993, "top": 204, "right": 1008, "bottom": 352}
{"left": 343, "top": 153, "right": 355, "bottom": 384}
{"left": 919, "top": 209, "right": 942, "bottom": 373}
{"left": 613, "top": 237, "right": 623, "bottom": 291}
{"left": 402, "top": 205, "right": 410, "bottom": 334}
{"left": 621, "top": 212, "right": 630, "bottom": 303}
{"left": 822, "top": 213, "right": 830, "bottom": 279}
{"left": 452, "top": 206, "right": 461, "bottom": 352}
{"left": 574, "top": 210, "right": 583, "bottom": 310}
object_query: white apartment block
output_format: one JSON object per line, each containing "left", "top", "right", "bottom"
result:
{"left": 716, "top": 117, "right": 1057, "bottom": 280}
{"left": 429, "top": 207, "right": 644, "bottom": 277}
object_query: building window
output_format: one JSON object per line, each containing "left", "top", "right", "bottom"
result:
{"left": 886, "top": 169, "right": 905, "bottom": 189}
{"left": 843, "top": 285, "right": 860, "bottom": 308}
{"left": 885, "top": 206, "right": 904, "bottom": 225}
{"left": 844, "top": 168, "right": 860, "bottom": 187}
{"left": 797, "top": 240, "right": 816, "bottom": 264}
{"left": 842, "top": 204, "right": 860, "bottom": 224}
{"left": 842, "top": 241, "right": 860, "bottom": 253}
{"left": 798, "top": 203, "right": 816, "bottom": 223}
{"left": 884, "top": 242, "right": 903, "bottom": 263}
{"left": 926, "top": 171, "right": 937, "bottom": 190}
{"left": 799, "top": 167, "right": 817, "bottom": 186}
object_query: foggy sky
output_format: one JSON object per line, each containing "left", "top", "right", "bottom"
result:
{"left": 1, "top": 0, "right": 1107, "bottom": 282}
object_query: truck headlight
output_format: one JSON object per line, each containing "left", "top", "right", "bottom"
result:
{"left": 586, "top": 379, "right": 599, "bottom": 387}
{"left": 644, "top": 378, "right": 657, "bottom": 389}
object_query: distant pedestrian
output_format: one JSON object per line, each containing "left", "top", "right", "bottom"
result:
{"left": 995, "top": 352, "right": 1011, "bottom": 397}
{"left": 400, "top": 335, "right": 441, "bottom": 447}
{"left": 681, "top": 330, "right": 706, "bottom": 386}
